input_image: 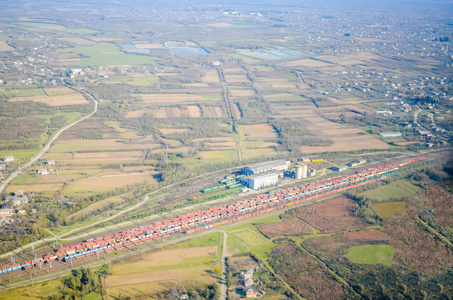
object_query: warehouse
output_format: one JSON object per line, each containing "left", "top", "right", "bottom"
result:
{"left": 242, "top": 160, "right": 290, "bottom": 175}
{"left": 240, "top": 173, "right": 279, "bottom": 190}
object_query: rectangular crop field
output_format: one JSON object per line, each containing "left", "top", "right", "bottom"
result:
{"left": 44, "top": 150, "right": 144, "bottom": 163}
{"left": 374, "top": 202, "right": 407, "bottom": 219}
{"left": 105, "top": 246, "right": 219, "bottom": 298}
{"left": 134, "top": 93, "right": 222, "bottom": 104}
{"left": 8, "top": 93, "right": 88, "bottom": 106}
{"left": 360, "top": 180, "right": 421, "bottom": 201}
{"left": 0, "top": 41, "right": 14, "bottom": 51}
{"left": 51, "top": 139, "right": 159, "bottom": 152}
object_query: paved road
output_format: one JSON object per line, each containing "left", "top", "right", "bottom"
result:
{"left": 0, "top": 89, "right": 98, "bottom": 195}
{"left": 220, "top": 231, "right": 229, "bottom": 300}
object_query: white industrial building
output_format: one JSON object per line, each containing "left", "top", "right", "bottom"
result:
{"left": 242, "top": 160, "right": 290, "bottom": 175}
{"left": 239, "top": 173, "right": 279, "bottom": 190}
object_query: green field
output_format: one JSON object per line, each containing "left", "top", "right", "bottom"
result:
{"left": 374, "top": 202, "right": 406, "bottom": 219}
{"left": 360, "top": 180, "right": 421, "bottom": 201}
{"left": 345, "top": 244, "right": 394, "bottom": 266}
{"left": 74, "top": 44, "right": 157, "bottom": 66}
{"left": 2, "top": 88, "right": 46, "bottom": 97}
{"left": 14, "top": 22, "right": 98, "bottom": 34}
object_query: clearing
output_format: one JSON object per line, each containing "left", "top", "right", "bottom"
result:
{"left": 345, "top": 244, "right": 394, "bottom": 266}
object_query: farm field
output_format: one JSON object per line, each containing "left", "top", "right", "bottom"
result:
{"left": 105, "top": 233, "right": 221, "bottom": 298}
{"left": 8, "top": 93, "right": 88, "bottom": 106}
{"left": 0, "top": 40, "right": 14, "bottom": 51}
{"left": 134, "top": 93, "right": 222, "bottom": 104}
{"left": 374, "top": 202, "right": 407, "bottom": 219}
{"left": 44, "top": 150, "right": 144, "bottom": 164}
{"left": 360, "top": 180, "right": 421, "bottom": 201}
{"left": 74, "top": 43, "right": 157, "bottom": 66}
{"left": 51, "top": 139, "right": 160, "bottom": 152}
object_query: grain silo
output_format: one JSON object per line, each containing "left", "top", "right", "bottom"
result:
{"left": 295, "top": 164, "right": 308, "bottom": 179}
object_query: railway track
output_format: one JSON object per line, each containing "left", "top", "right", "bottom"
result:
{"left": 0, "top": 156, "right": 429, "bottom": 277}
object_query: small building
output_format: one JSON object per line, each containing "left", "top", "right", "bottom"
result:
{"left": 376, "top": 110, "right": 392, "bottom": 116}
{"left": 211, "top": 61, "right": 221, "bottom": 66}
{"left": 239, "top": 173, "right": 279, "bottom": 190}
{"left": 299, "top": 157, "right": 310, "bottom": 163}
{"left": 244, "top": 278, "right": 254, "bottom": 287}
{"left": 179, "top": 294, "right": 189, "bottom": 300}
{"left": 348, "top": 159, "right": 367, "bottom": 167}
{"left": 379, "top": 132, "right": 402, "bottom": 138}
{"left": 242, "top": 160, "right": 290, "bottom": 175}
{"left": 0, "top": 209, "right": 14, "bottom": 216}
{"left": 3, "top": 156, "right": 14, "bottom": 162}
{"left": 17, "top": 209, "right": 27, "bottom": 216}
{"left": 14, "top": 190, "right": 24, "bottom": 196}
{"left": 245, "top": 288, "right": 256, "bottom": 298}
{"left": 37, "top": 169, "right": 49, "bottom": 175}
{"left": 45, "top": 160, "right": 55, "bottom": 166}
{"left": 334, "top": 165, "right": 348, "bottom": 172}
{"left": 241, "top": 269, "right": 254, "bottom": 280}
{"left": 0, "top": 163, "right": 6, "bottom": 170}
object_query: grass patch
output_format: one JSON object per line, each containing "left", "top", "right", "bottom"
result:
{"left": 360, "top": 180, "right": 421, "bottom": 201}
{"left": 345, "top": 244, "right": 394, "bottom": 266}
{"left": 172, "top": 232, "right": 222, "bottom": 249}
{"left": 2, "top": 88, "right": 45, "bottom": 97}
{"left": 374, "top": 202, "right": 406, "bottom": 219}
{"left": 199, "top": 188, "right": 241, "bottom": 202}
{"left": 74, "top": 44, "right": 157, "bottom": 66}
{"left": 0, "top": 279, "right": 62, "bottom": 299}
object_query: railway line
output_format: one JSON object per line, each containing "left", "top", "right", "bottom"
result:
{"left": 0, "top": 156, "right": 429, "bottom": 277}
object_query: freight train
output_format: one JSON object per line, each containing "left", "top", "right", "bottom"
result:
{"left": 0, "top": 157, "right": 426, "bottom": 275}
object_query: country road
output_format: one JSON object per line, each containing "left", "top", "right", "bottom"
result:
{"left": 0, "top": 88, "right": 98, "bottom": 195}
{"left": 220, "top": 231, "right": 230, "bottom": 300}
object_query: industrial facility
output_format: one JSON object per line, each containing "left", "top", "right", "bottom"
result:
{"left": 239, "top": 173, "right": 279, "bottom": 190}
{"left": 242, "top": 160, "right": 290, "bottom": 175}
{"left": 295, "top": 164, "right": 308, "bottom": 179}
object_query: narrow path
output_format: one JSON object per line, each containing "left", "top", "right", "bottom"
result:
{"left": 220, "top": 231, "right": 229, "bottom": 300}
{"left": 0, "top": 89, "right": 98, "bottom": 195}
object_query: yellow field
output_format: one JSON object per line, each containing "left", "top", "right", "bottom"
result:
{"left": 223, "top": 67, "right": 246, "bottom": 74}
{"left": 374, "top": 202, "right": 407, "bottom": 219}
{"left": 43, "top": 87, "right": 75, "bottom": 96}
{"left": 67, "top": 173, "right": 151, "bottom": 193}
{"left": 5, "top": 183, "right": 63, "bottom": 194}
{"left": 125, "top": 109, "right": 147, "bottom": 118}
{"left": 281, "top": 59, "right": 332, "bottom": 68}
{"left": 241, "top": 148, "right": 277, "bottom": 160}
{"left": 202, "top": 69, "right": 220, "bottom": 82}
{"left": 105, "top": 246, "right": 219, "bottom": 298}
{"left": 230, "top": 89, "right": 255, "bottom": 97}
{"left": 51, "top": 139, "right": 159, "bottom": 152}
{"left": 8, "top": 93, "right": 88, "bottom": 106}
{"left": 44, "top": 150, "right": 144, "bottom": 163}
{"left": 185, "top": 105, "right": 202, "bottom": 117}
{"left": 237, "top": 124, "right": 278, "bottom": 139}
{"left": 224, "top": 74, "right": 250, "bottom": 83}
{"left": 134, "top": 93, "right": 221, "bottom": 104}
{"left": 0, "top": 40, "right": 14, "bottom": 51}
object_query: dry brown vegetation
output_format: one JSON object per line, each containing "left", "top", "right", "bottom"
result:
{"left": 269, "top": 242, "right": 348, "bottom": 299}
{"left": 257, "top": 218, "right": 313, "bottom": 238}
{"left": 417, "top": 186, "right": 453, "bottom": 227}
{"left": 295, "top": 197, "right": 367, "bottom": 233}
{"left": 383, "top": 215, "right": 453, "bottom": 274}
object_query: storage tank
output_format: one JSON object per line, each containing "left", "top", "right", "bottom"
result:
{"left": 295, "top": 164, "right": 308, "bottom": 179}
